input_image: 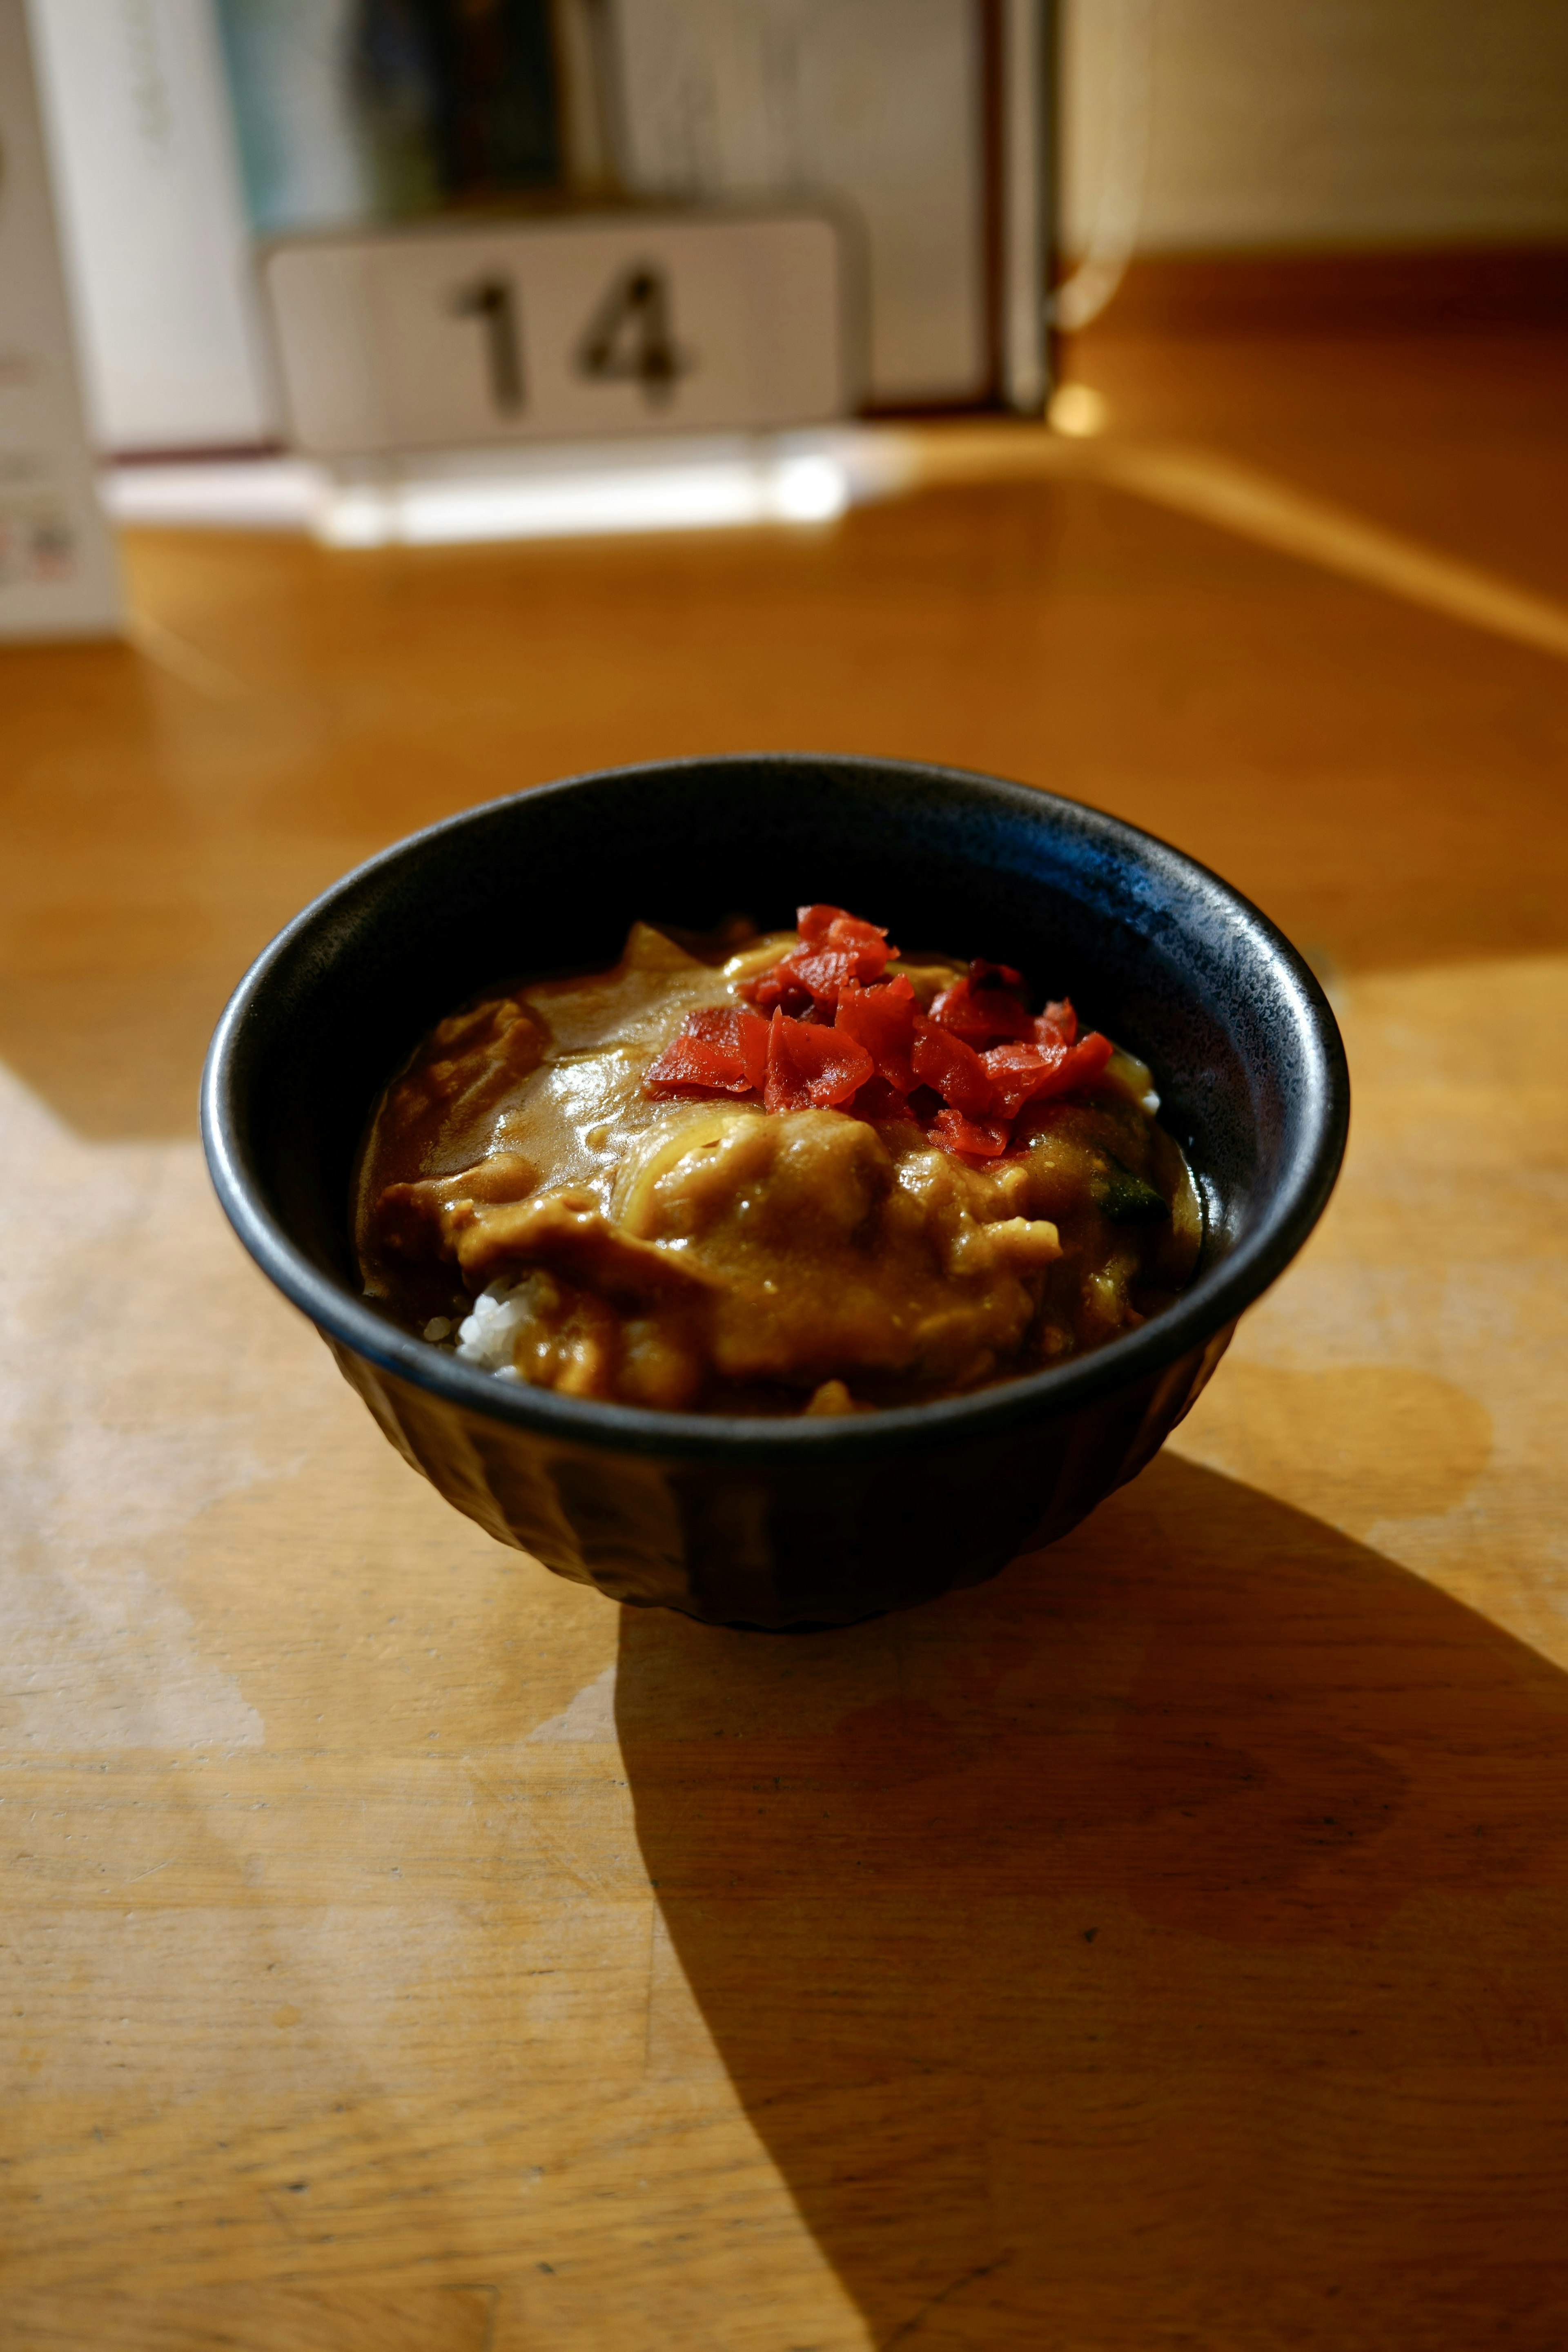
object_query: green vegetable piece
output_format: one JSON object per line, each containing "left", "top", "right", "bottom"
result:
{"left": 1095, "top": 1162, "right": 1168, "bottom": 1224}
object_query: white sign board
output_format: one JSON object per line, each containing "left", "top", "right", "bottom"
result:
{"left": 263, "top": 209, "right": 853, "bottom": 457}
{"left": 0, "top": 0, "right": 120, "bottom": 638}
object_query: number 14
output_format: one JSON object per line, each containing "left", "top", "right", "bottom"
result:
{"left": 450, "top": 262, "right": 693, "bottom": 416}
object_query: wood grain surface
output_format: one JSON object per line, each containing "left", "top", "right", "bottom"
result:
{"left": 2, "top": 327, "right": 1567, "bottom": 2350}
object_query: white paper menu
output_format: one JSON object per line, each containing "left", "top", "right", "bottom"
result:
{"left": 0, "top": 0, "right": 121, "bottom": 638}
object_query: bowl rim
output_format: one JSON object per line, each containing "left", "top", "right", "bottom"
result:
{"left": 202, "top": 751, "right": 1349, "bottom": 1465}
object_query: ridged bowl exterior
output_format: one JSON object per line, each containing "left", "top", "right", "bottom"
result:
{"left": 202, "top": 753, "right": 1348, "bottom": 1631}
{"left": 328, "top": 1322, "right": 1235, "bottom": 1627}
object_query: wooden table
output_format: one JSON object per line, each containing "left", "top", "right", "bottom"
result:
{"left": 4, "top": 325, "right": 1567, "bottom": 2350}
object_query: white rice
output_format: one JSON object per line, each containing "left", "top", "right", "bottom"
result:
{"left": 454, "top": 1276, "right": 549, "bottom": 1376}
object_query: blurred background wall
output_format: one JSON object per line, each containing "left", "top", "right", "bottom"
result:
{"left": 24, "top": 0, "right": 1568, "bottom": 456}
{"left": 1063, "top": 0, "right": 1568, "bottom": 256}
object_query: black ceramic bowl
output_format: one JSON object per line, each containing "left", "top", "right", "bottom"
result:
{"left": 203, "top": 754, "right": 1348, "bottom": 1630}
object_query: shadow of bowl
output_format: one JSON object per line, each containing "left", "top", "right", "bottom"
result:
{"left": 615, "top": 1454, "right": 1568, "bottom": 2347}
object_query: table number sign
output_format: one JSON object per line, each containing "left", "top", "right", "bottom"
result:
{"left": 263, "top": 208, "right": 853, "bottom": 458}
{"left": 0, "top": 0, "right": 120, "bottom": 640}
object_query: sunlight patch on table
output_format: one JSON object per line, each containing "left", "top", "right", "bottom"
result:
{"left": 1171, "top": 951, "right": 1568, "bottom": 1669}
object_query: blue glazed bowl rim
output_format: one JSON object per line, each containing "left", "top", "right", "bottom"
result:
{"left": 202, "top": 752, "right": 1349, "bottom": 1467}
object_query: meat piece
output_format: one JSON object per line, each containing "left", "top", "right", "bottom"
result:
{"left": 372, "top": 1151, "right": 537, "bottom": 1263}
{"left": 454, "top": 1188, "right": 718, "bottom": 1304}
{"left": 375, "top": 998, "right": 545, "bottom": 1173}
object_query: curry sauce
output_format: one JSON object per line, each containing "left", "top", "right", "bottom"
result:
{"left": 355, "top": 912, "right": 1200, "bottom": 1414}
